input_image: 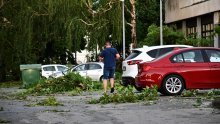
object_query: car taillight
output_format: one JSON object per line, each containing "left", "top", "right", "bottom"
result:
{"left": 127, "top": 60, "right": 142, "bottom": 65}
{"left": 138, "top": 64, "right": 151, "bottom": 72}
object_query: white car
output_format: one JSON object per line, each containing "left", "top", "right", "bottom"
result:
{"left": 53, "top": 62, "right": 104, "bottom": 81}
{"left": 71, "top": 62, "right": 104, "bottom": 81}
{"left": 122, "top": 45, "right": 193, "bottom": 88}
{"left": 41, "top": 64, "right": 68, "bottom": 78}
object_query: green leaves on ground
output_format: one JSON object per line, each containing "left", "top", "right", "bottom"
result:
{"left": 0, "top": 81, "right": 22, "bottom": 88}
{"left": 89, "top": 86, "right": 158, "bottom": 104}
{"left": 181, "top": 89, "right": 220, "bottom": 108}
{"left": 193, "top": 98, "right": 202, "bottom": 107}
{"left": 43, "top": 109, "right": 70, "bottom": 113}
{"left": 26, "top": 96, "right": 63, "bottom": 107}
{"left": 181, "top": 90, "right": 199, "bottom": 97}
{"left": 26, "top": 73, "right": 102, "bottom": 95}
{"left": 181, "top": 89, "right": 220, "bottom": 98}
{"left": 35, "top": 96, "right": 63, "bottom": 106}
{"left": 0, "top": 118, "right": 10, "bottom": 123}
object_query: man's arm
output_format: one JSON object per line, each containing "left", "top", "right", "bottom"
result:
{"left": 114, "top": 48, "right": 120, "bottom": 60}
{"left": 116, "top": 53, "right": 120, "bottom": 60}
{"left": 99, "top": 51, "right": 104, "bottom": 62}
{"left": 99, "top": 56, "right": 104, "bottom": 62}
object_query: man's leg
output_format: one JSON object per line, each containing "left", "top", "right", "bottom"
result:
{"left": 103, "top": 79, "right": 108, "bottom": 93}
{"left": 109, "top": 67, "right": 115, "bottom": 93}
{"left": 110, "top": 78, "right": 114, "bottom": 88}
{"left": 103, "top": 68, "right": 109, "bottom": 93}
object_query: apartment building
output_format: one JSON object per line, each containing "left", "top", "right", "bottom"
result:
{"left": 165, "top": 0, "right": 220, "bottom": 47}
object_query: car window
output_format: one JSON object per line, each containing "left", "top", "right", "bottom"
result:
{"left": 57, "top": 66, "right": 67, "bottom": 71}
{"left": 43, "top": 66, "right": 56, "bottom": 71}
{"left": 205, "top": 50, "right": 220, "bottom": 62}
{"left": 172, "top": 54, "right": 184, "bottom": 63}
{"left": 125, "top": 50, "right": 141, "bottom": 60}
{"left": 146, "top": 49, "right": 158, "bottom": 58}
{"left": 88, "top": 64, "right": 102, "bottom": 70}
{"left": 158, "top": 47, "right": 173, "bottom": 57}
{"left": 172, "top": 50, "right": 204, "bottom": 63}
{"left": 182, "top": 50, "right": 204, "bottom": 63}
{"left": 74, "top": 64, "right": 86, "bottom": 71}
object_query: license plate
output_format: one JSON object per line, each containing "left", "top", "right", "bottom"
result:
{"left": 122, "top": 66, "right": 126, "bottom": 71}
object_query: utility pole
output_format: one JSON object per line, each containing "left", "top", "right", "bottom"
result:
{"left": 121, "top": 0, "right": 125, "bottom": 59}
{"left": 160, "top": 0, "right": 163, "bottom": 45}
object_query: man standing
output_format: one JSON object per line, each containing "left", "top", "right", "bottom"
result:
{"left": 99, "top": 41, "right": 120, "bottom": 93}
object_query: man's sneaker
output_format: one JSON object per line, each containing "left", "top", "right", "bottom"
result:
{"left": 110, "top": 87, "right": 114, "bottom": 93}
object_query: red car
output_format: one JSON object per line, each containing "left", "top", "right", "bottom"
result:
{"left": 135, "top": 47, "right": 220, "bottom": 95}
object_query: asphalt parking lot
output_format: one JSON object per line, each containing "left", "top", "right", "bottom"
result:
{"left": 0, "top": 87, "right": 219, "bottom": 124}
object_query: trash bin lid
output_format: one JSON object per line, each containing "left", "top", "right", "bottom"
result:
{"left": 20, "top": 64, "right": 42, "bottom": 71}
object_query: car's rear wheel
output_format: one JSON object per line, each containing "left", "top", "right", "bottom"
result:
{"left": 99, "top": 76, "right": 103, "bottom": 82}
{"left": 162, "top": 75, "right": 184, "bottom": 96}
{"left": 134, "top": 85, "right": 143, "bottom": 92}
{"left": 41, "top": 76, "right": 47, "bottom": 79}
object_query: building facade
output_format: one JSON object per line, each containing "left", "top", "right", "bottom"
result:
{"left": 165, "top": 0, "right": 220, "bottom": 47}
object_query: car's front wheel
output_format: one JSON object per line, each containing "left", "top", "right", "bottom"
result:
{"left": 161, "top": 75, "right": 184, "bottom": 96}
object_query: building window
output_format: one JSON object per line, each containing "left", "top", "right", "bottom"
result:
{"left": 186, "top": 18, "right": 197, "bottom": 38}
{"left": 187, "top": 27, "right": 197, "bottom": 38}
{"left": 202, "top": 23, "right": 214, "bottom": 39}
{"left": 201, "top": 13, "right": 214, "bottom": 39}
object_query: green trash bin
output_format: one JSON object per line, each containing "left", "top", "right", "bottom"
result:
{"left": 20, "top": 64, "right": 41, "bottom": 87}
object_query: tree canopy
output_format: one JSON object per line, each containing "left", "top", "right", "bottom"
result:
{"left": 0, "top": 0, "right": 123, "bottom": 81}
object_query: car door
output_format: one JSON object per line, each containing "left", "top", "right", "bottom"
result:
{"left": 72, "top": 64, "right": 87, "bottom": 77}
{"left": 42, "top": 66, "right": 56, "bottom": 78}
{"left": 177, "top": 50, "right": 211, "bottom": 89}
{"left": 205, "top": 49, "right": 220, "bottom": 88}
{"left": 86, "top": 63, "right": 103, "bottom": 81}
{"left": 57, "top": 65, "right": 68, "bottom": 72}
{"left": 53, "top": 65, "right": 68, "bottom": 76}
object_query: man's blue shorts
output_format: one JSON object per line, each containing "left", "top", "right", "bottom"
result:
{"left": 103, "top": 67, "right": 115, "bottom": 79}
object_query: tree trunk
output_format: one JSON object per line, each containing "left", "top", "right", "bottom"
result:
{"left": 130, "top": 0, "right": 137, "bottom": 48}
{"left": 0, "top": 53, "right": 6, "bottom": 82}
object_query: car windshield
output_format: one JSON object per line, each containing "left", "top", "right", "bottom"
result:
{"left": 125, "top": 50, "right": 141, "bottom": 60}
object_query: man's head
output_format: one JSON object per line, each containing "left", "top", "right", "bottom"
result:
{"left": 105, "top": 41, "right": 111, "bottom": 48}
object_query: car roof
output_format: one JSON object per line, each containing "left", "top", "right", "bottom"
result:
{"left": 78, "top": 62, "right": 104, "bottom": 65}
{"left": 71, "top": 62, "right": 103, "bottom": 70}
{"left": 140, "top": 47, "right": 220, "bottom": 64}
{"left": 42, "top": 64, "right": 66, "bottom": 67}
{"left": 133, "top": 45, "right": 193, "bottom": 52}
{"left": 74, "top": 62, "right": 104, "bottom": 67}
{"left": 155, "top": 47, "right": 220, "bottom": 60}
{"left": 42, "top": 64, "right": 66, "bottom": 66}
{"left": 173, "top": 47, "right": 220, "bottom": 52}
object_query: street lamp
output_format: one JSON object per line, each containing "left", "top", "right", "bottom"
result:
{"left": 120, "top": 0, "right": 125, "bottom": 59}
{"left": 160, "top": 0, "right": 163, "bottom": 45}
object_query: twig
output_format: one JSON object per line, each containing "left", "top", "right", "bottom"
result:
{"left": 77, "top": 19, "right": 97, "bottom": 26}
{"left": 127, "top": 22, "right": 132, "bottom": 27}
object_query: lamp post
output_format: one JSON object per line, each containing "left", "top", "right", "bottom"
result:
{"left": 120, "top": 0, "right": 125, "bottom": 59}
{"left": 160, "top": 0, "right": 163, "bottom": 45}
